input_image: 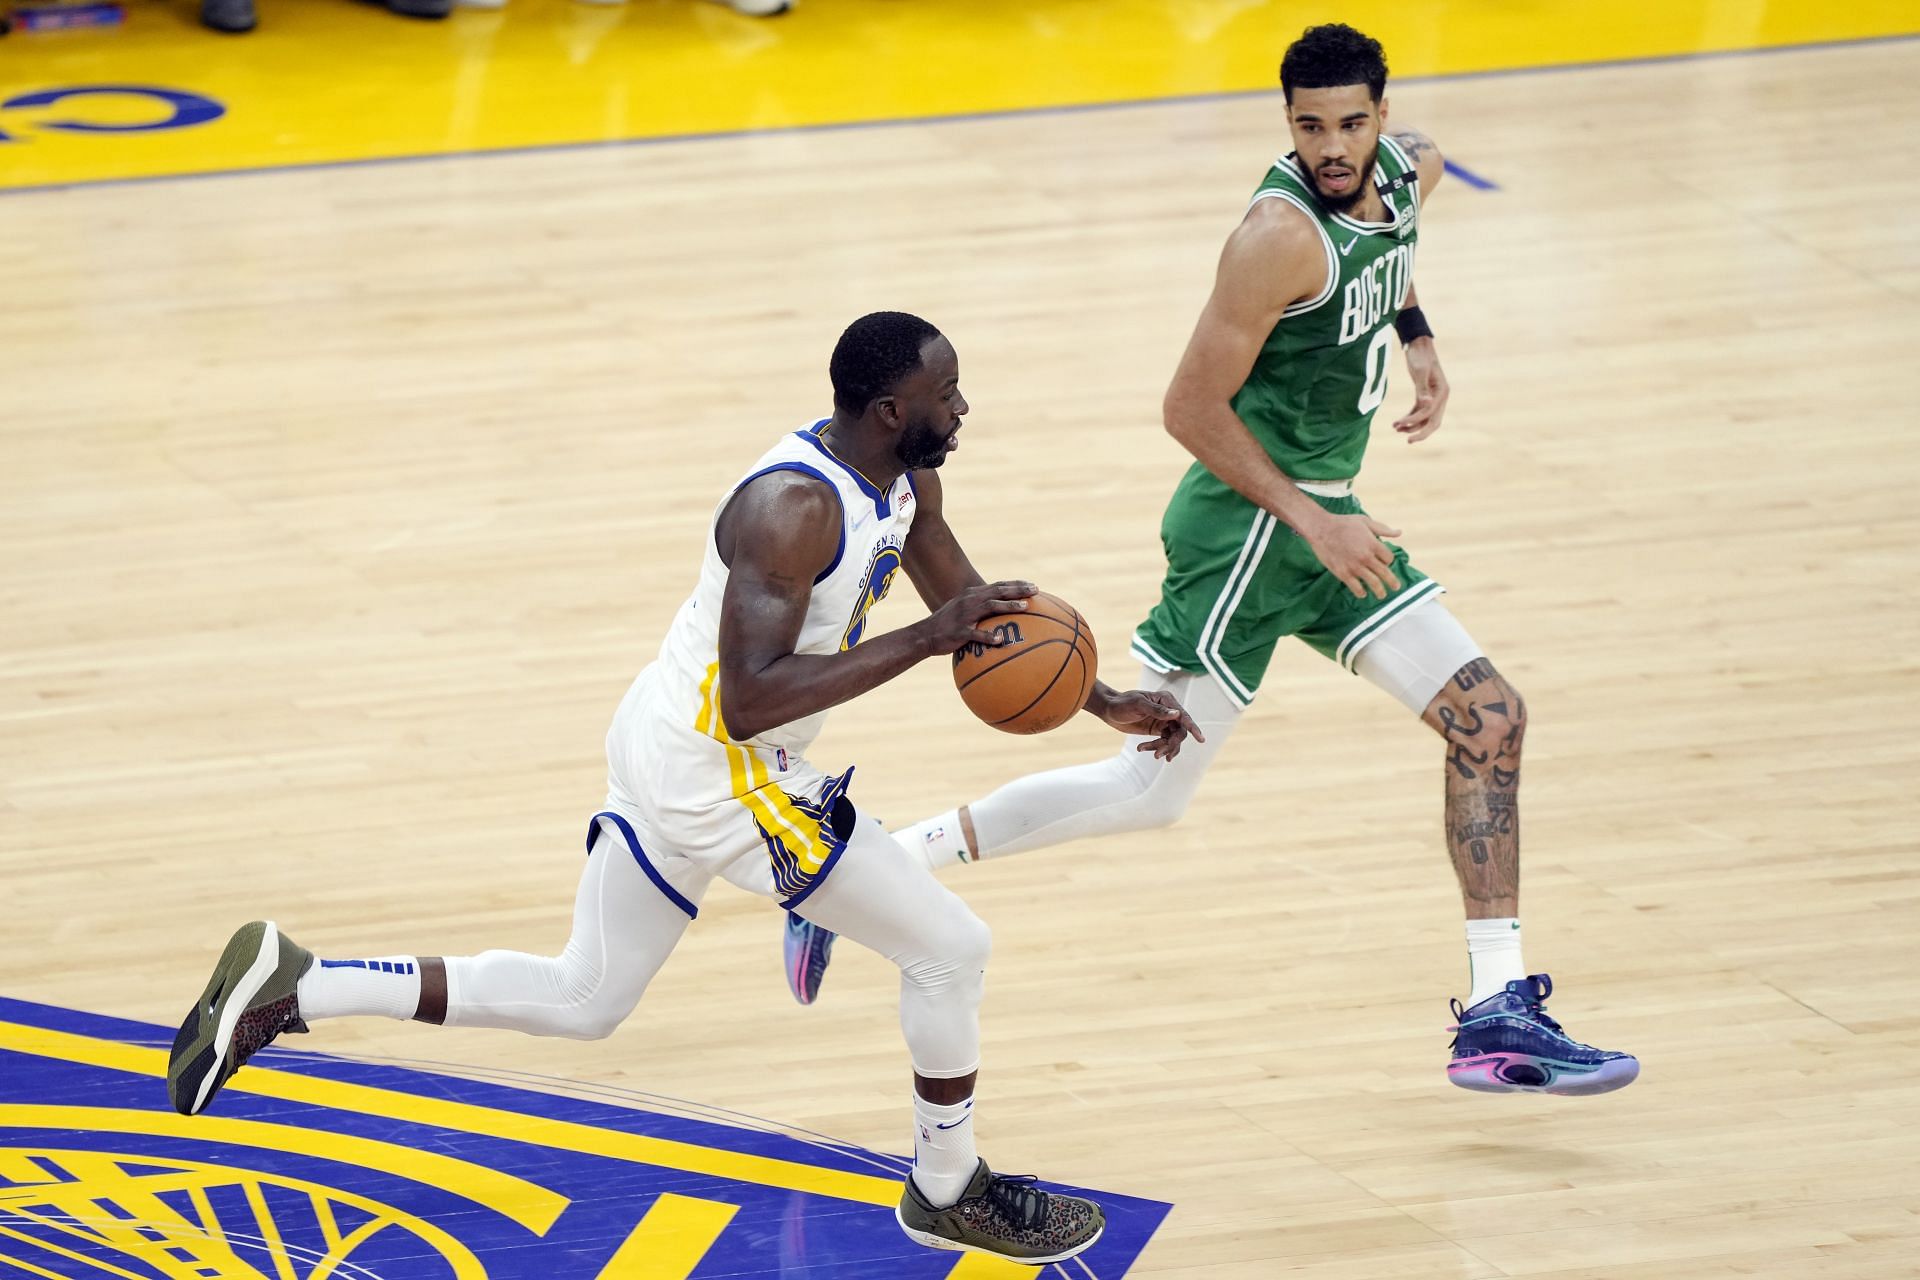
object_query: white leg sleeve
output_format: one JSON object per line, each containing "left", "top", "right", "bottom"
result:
{"left": 441, "top": 826, "right": 700, "bottom": 1041}
{"left": 1351, "top": 599, "right": 1486, "bottom": 715}
{"left": 965, "top": 667, "right": 1244, "bottom": 860}
{"left": 796, "top": 817, "right": 992, "bottom": 1079}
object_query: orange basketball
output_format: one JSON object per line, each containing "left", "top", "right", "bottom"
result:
{"left": 952, "top": 591, "right": 1098, "bottom": 735}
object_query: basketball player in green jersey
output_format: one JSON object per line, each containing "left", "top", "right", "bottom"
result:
{"left": 789, "top": 24, "right": 1638, "bottom": 1096}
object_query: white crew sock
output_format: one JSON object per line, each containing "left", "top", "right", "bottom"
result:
{"left": 1465, "top": 918, "right": 1526, "bottom": 1007}
{"left": 896, "top": 809, "right": 970, "bottom": 871}
{"left": 910, "top": 1092, "right": 978, "bottom": 1206}
{"left": 296, "top": 957, "right": 423, "bottom": 1022}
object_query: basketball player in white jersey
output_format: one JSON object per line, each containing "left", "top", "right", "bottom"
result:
{"left": 166, "top": 312, "right": 1198, "bottom": 1266}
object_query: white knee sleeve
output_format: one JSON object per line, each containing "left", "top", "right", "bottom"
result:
{"left": 797, "top": 819, "right": 991, "bottom": 1079}
{"left": 1352, "top": 599, "right": 1485, "bottom": 715}
{"left": 896, "top": 907, "right": 992, "bottom": 1080}
{"left": 967, "top": 668, "right": 1243, "bottom": 858}
{"left": 442, "top": 829, "right": 691, "bottom": 1041}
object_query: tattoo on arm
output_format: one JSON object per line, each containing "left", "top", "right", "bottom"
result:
{"left": 1390, "top": 129, "right": 1437, "bottom": 163}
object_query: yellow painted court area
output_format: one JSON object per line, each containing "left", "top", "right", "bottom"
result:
{"left": 0, "top": 1019, "right": 905, "bottom": 1207}
{"left": 0, "top": 0, "right": 1914, "bottom": 191}
{"left": 1, "top": 1011, "right": 1070, "bottom": 1277}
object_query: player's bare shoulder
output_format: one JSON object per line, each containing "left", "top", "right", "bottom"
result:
{"left": 718, "top": 468, "right": 841, "bottom": 573}
{"left": 1387, "top": 126, "right": 1446, "bottom": 196}
{"left": 1222, "top": 195, "right": 1330, "bottom": 313}
{"left": 1237, "top": 190, "right": 1324, "bottom": 252}
{"left": 731, "top": 467, "right": 840, "bottom": 531}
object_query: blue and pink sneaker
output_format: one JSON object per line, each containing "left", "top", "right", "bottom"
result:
{"left": 783, "top": 912, "right": 837, "bottom": 1006}
{"left": 1447, "top": 974, "right": 1638, "bottom": 1095}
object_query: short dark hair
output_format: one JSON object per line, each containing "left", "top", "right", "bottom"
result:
{"left": 830, "top": 311, "right": 943, "bottom": 415}
{"left": 1280, "top": 24, "right": 1388, "bottom": 103}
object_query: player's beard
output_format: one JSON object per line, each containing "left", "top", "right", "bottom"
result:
{"left": 896, "top": 413, "right": 952, "bottom": 470}
{"left": 1310, "top": 150, "right": 1377, "bottom": 213}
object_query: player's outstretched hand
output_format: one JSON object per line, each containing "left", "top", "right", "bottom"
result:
{"left": 921, "top": 580, "right": 1038, "bottom": 653}
{"left": 1095, "top": 688, "right": 1206, "bottom": 760}
{"left": 1393, "top": 338, "right": 1450, "bottom": 442}
{"left": 1303, "top": 513, "right": 1402, "bottom": 600}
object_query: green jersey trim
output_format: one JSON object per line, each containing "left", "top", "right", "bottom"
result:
{"left": 1334, "top": 577, "right": 1445, "bottom": 671}
{"left": 1128, "top": 632, "right": 1180, "bottom": 674}
{"left": 1380, "top": 134, "right": 1421, "bottom": 190}
{"left": 1196, "top": 508, "right": 1281, "bottom": 705}
{"left": 1275, "top": 147, "right": 1419, "bottom": 239}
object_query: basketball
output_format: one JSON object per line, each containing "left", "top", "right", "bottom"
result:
{"left": 951, "top": 591, "right": 1098, "bottom": 734}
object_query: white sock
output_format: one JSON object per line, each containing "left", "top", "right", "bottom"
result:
{"left": 910, "top": 1092, "right": 978, "bottom": 1206}
{"left": 296, "top": 957, "right": 423, "bottom": 1022}
{"left": 1465, "top": 918, "right": 1525, "bottom": 1006}
{"left": 896, "top": 810, "right": 970, "bottom": 871}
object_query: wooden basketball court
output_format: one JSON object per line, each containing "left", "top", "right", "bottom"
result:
{"left": 3, "top": 5, "right": 1917, "bottom": 1276}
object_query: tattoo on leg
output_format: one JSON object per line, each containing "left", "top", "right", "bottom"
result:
{"left": 1437, "top": 701, "right": 1496, "bottom": 743}
{"left": 1448, "top": 742, "right": 1487, "bottom": 779}
{"left": 1500, "top": 695, "right": 1527, "bottom": 755}
{"left": 1452, "top": 658, "right": 1495, "bottom": 692}
{"left": 1431, "top": 668, "right": 1527, "bottom": 916}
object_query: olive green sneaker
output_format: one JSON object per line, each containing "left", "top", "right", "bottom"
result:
{"left": 167, "top": 921, "right": 312, "bottom": 1116}
{"left": 896, "top": 1159, "right": 1104, "bottom": 1265}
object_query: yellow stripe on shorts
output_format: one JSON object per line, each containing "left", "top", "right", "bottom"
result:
{"left": 695, "top": 663, "right": 834, "bottom": 876}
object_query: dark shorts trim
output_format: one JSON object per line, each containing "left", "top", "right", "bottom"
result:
{"left": 587, "top": 811, "right": 699, "bottom": 920}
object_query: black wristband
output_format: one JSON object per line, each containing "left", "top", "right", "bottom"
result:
{"left": 1394, "top": 306, "right": 1434, "bottom": 343}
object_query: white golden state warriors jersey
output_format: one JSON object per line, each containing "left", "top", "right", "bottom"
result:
{"left": 601, "top": 419, "right": 917, "bottom": 897}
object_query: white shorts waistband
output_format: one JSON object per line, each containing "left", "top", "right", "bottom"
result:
{"left": 1295, "top": 478, "right": 1355, "bottom": 499}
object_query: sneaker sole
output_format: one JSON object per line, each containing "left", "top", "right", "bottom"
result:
{"left": 785, "top": 940, "right": 815, "bottom": 1006}
{"left": 895, "top": 1205, "right": 1105, "bottom": 1266}
{"left": 1448, "top": 1053, "right": 1640, "bottom": 1096}
{"left": 168, "top": 920, "right": 298, "bottom": 1116}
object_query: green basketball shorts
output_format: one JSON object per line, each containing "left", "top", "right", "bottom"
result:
{"left": 1129, "top": 478, "right": 1444, "bottom": 708}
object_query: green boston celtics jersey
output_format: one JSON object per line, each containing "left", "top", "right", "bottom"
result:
{"left": 1230, "top": 135, "right": 1422, "bottom": 481}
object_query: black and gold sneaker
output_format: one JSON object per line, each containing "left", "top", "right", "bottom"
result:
{"left": 896, "top": 1159, "right": 1104, "bottom": 1265}
{"left": 167, "top": 921, "right": 312, "bottom": 1116}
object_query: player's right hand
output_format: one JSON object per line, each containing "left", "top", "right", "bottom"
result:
{"left": 1304, "top": 513, "right": 1402, "bottom": 600}
{"left": 922, "top": 580, "right": 1038, "bottom": 653}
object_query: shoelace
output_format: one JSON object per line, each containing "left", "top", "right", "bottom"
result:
{"left": 984, "top": 1173, "right": 1051, "bottom": 1231}
{"left": 1526, "top": 998, "right": 1567, "bottom": 1036}
{"left": 1449, "top": 978, "right": 1566, "bottom": 1042}
{"left": 1511, "top": 976, "right": 1567, "bottom": 1035}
